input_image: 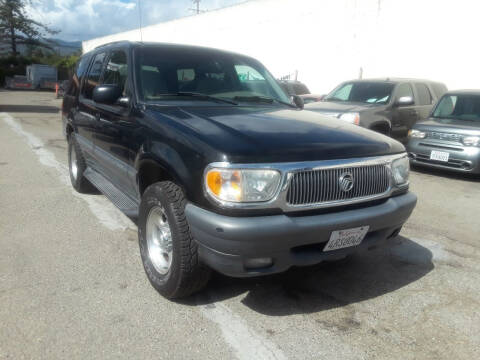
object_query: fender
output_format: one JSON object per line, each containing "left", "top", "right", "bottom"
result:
{"left": 134, "top": 141, "right": 191, "bottom": 194}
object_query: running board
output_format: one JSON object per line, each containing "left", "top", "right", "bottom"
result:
{"left": 84, "top": 167, "right": 139, "bottom": 219}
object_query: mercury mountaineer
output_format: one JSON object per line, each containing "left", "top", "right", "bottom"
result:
{"left": 62, "top": 41, "right": 417, "bottom": 298}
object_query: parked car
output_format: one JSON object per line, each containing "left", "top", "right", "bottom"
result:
{"left": 63, "top": 41, "right": 416, "bottom": 299}
{"left": 278, "top": 79, "right": 310, "bottom": 95}
{"left": 407, "top": 90, "right": 480, "bottom": 174}
{"left": 305, "top": 78, "right": 447, "bottom": 137}
{"left": 300, "top": 93, "right": 325, "bottom": 104}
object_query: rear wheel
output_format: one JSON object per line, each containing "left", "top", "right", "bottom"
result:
{"left": 138, "top": 181, "right": 211, "bottom": 299}
{"left": 68, "top": 134, "right": 96, "bottom": 193}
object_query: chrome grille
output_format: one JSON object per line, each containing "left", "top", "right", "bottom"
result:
{"left": 428, "top": 131, "right": 462, "bottom": 143}
{"left": 286, "top": 164, "right": 390, "bottom": 206}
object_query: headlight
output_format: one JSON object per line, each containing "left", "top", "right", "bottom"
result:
{"left": 462, "top": 136, "right": 480, "bottom": 146}
{"left": 391, "top": 156, "right": 410, "bottom": 186}
{"left": 338, "top": 112, "right": 360, "bottom": 125}
{"left": 408, "top": 129, "right": 426, "bottom": 138}
{"left": 205, "top": 167, "right": 281, "bottom": 203}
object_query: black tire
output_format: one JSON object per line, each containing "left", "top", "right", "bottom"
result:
{"left": 138, "top": 181, "right": 211, "bottom": 299}
{"left": 68, "top": 134, "right": 96, "bottom": 193}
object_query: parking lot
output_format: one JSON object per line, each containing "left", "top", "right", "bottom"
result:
{"left": 1, "top": 90, "right": 479, "bottom": 359}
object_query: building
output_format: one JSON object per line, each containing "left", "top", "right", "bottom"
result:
{"left": 82, "top": 0, "right": 480, "bottom": 94}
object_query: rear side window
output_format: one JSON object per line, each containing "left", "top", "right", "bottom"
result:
{"left": 83, "top": 52, "right": 106, "bottom": 99}
{"left": 415, "top": 83, "right": 432, "bottom": 105}
{"left": 67, "top": 54, "right": 91, "bottom": 96}
{"left": 103, "top": 50, "right": 128, "bottom": 94}
{"left": 396, "top": 83, "right": 414, "bottom": 101}
{"left": 431, "top": 83, "right": 448, "bottom": 99}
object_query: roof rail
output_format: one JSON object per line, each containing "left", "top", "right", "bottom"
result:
{"left": 94, "top": 40, "right": 130, "bottom": 49}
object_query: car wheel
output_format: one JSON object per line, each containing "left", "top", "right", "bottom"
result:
{"left": 68, "top": 134, "right": 96, "bottom": 193}
{"left": 138, "top": 181, "right": 211, "bottom": 299}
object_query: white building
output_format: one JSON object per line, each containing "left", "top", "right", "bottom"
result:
{"left": 83, "top": 0, "right": 480, "bottom": 94}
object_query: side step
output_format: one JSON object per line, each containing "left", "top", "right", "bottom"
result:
{"left": 84, "top": 167, "right": 139, "bottom": 219}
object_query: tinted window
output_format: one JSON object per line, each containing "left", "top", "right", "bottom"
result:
{"left": 103, "top": 50, "right": 128, "bottom": 94}
{"left": 415, "top": 83, "right": 432, "bottom": 105}
{"left": 83, "top": 52, "right": 106, "bottom": 99}
{"left": 396, "top": 83, "right": 414, "bottom": 101}
{"left": 135, "top": 47, "right": 290, "bottom": 104}
{"left": 325, "top": 82, "right": 394, "bottom": 104}
{"left": 67, "top": 54, "right": 91, "bottom": 96}
{"left": 433, "top": 94, "right": 480, "bottom": 122}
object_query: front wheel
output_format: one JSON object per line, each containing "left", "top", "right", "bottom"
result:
{"left": 138, "top": 181, "right": 211, "bottom": 299}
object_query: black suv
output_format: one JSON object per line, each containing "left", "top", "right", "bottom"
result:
{"left": 305, "top": 78, "right": 447, "bottom": 138}
{"left": 63, "top": 42, "right": 417, "bottom": 299}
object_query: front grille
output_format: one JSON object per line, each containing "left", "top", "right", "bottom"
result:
{"left": 427, "top": 131, "right": 462, "bottom": 143}
{"left": 286, "top": 164, "right": 391, "bottom": 206}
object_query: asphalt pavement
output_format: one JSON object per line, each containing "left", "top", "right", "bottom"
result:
{"left": 1, "top": 91, "right": 479, "bottom": 360}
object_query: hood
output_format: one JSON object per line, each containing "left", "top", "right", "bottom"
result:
{"left": 414, "top": 117, "right": 480, "bottom": 136}
{"left": 147, "top": 105, "right": 404, "bottom": 163}
{"left": 304, "top": 100, "right": 382, "bottom": 116}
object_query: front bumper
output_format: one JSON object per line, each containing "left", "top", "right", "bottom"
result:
{"left": 407, "top": 138, "right": 480, "bottom": 174}
{"left": 186, "top": 192, "right": 417, "bottom": 277}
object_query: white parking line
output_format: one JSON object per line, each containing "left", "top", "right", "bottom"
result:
{"left": 1, "top": 112, "right": 134, "bottom": 232}
{"left": 201, "top": 302, "right": 287, "bottom": 360}
{"left": 1, "top": 112, "right": 288, "bottom": 360}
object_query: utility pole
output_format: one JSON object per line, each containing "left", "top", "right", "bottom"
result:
{"left": 190, "top": 0, "right": 205, "bottom": 14}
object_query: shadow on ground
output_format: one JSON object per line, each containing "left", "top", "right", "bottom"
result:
{"left": 184, "top": 236, "right": 433, "bottom": 316}
{"left": 0, "top": 105, "right": 59, "bottom": 113}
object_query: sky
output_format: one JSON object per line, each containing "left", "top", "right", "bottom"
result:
{"left": 26, "top": 0, "right": 245, "bottom": 42}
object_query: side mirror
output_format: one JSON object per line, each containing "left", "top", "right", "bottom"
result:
{"left": 396, "top": 96, "right": 414, "bottom": 107}
{"left": 291, "top": 95, "right": 304, "bottom": 109}
{"left": 93, "top": 84, "right": 122, "bottom": 104}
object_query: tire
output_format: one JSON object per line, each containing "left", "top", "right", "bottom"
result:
{"left": 68, "top": 134, "right": 96, "bottom": 193}
{"left": 138, "top": 181, "right": 211, "bottom": 299}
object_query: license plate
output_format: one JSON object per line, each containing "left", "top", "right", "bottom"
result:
{"left": 430, "top": 150, "right": 449, "bottom": 162}
{"left": 324, "top": 226, "right": 369, "bottom": 252}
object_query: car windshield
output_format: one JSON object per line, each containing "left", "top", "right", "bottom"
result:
{"left": 325, "top": 82, "right": 394, "bottom": 104}
{"left": 433, "top": 94, "right": 480, "bottom": 122}
{"left": 135, "top": 46, "right": 291, "bottom": 105}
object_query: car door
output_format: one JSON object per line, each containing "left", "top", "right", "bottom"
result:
{"left": 391, "top": 82, "right": 418, "bottom": 137}
{"left": 91, "top": 48, "right": 136, "bottom": 198}
{"left": 75, "top": 51, "right": 107, "bottom": 165}
{"left": 413, "top": 82, "right": 434, "bottom": 121}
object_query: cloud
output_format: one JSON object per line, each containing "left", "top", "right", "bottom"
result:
{"left": 26, "top": 0, "right": 245, "bottom": 42}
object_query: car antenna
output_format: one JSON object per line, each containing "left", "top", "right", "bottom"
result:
{"left": 137, "top": 0, "right": 143, "bottom": 42}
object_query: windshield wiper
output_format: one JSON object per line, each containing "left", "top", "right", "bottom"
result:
{"left": 157, "top": 92, "right": 238, "bottom": 105}
{"left": 233, "top": 95, "right": 295, "bottom": 108}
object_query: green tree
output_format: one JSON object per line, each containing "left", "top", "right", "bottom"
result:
{"left": 0, "top": 0, "right": 58, "bottom": 56}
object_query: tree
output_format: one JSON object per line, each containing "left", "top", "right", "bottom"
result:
{"left": 0, "top": 0, "right": 58, "bottom": 56}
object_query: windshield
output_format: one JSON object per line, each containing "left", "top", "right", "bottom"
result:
{"left": 135, "top": 46, "right": 290, "bottom": 105}
{"left": 433, "top": 94, "right": 480, "bottom": 122}
{"left": 325, "top": 82, "right": 394, "bottom": 104}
